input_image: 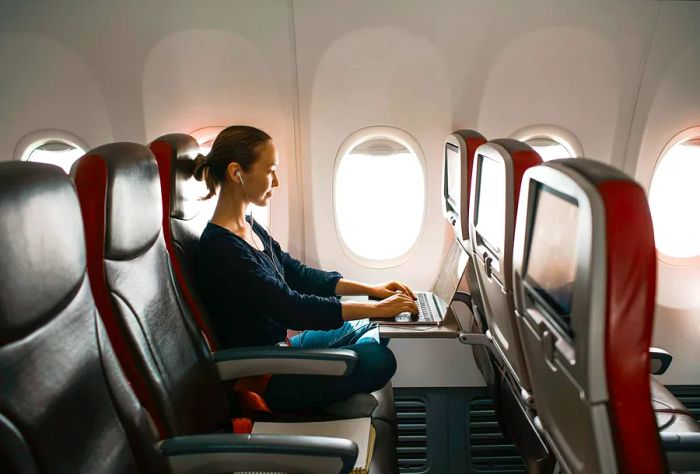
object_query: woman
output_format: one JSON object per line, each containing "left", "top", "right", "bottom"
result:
{"left": 195, "top": 125, "right": 418, "bottom": 413}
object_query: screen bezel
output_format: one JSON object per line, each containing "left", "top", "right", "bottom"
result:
{"left": 523, "top": 182, "right": 579, "bottom": 339}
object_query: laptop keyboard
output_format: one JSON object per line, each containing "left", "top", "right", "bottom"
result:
{"left": 418, "top": 293, "right": 435, "bottom": 321}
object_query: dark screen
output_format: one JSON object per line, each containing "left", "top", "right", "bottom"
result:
{"left": 525, "top": 184, "right": 579, "bottom": 326}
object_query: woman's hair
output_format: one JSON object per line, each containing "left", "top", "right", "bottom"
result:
{"left": 193, "top": 125, "right": 272, "bottom": 200}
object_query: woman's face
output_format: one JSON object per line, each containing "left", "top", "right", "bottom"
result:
{"left": 240, "top": 140, "right": 279, "bottom": 206}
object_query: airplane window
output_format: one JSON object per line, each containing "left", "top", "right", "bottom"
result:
{"left": 26, "top": 142, "right": 85, "bottom": 173}
{"left": 511, "top": 125, "right": 583, "bottom": 161}
{"left": 25, "top": 141, "right": 85, "bottom": 174}
{"left": 525, "top": 137, "right": 572, "bottom": 162}
{"left": 191, "top": 126, "right": 269, "bottom": 229}
{"left": 16, "top": 130, "right": 89, "bottom": 174}
{"left": 649, "top": 136, "right": 700, "bottom": 260}
{"left": 334, "top": 131, "right": 426, "bottom": 265}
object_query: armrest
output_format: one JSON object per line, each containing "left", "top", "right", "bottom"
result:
{"left": 650, "top": 347, "right": 673, "bottom": 375}
{"left": 213, "top": 346, "right": 358, "bottom": 380}
{"left": 660, "top": 432, "right": 700, "bottom": 451}
{"left": 161, "top": 433, "right": 357, "bottom": 474}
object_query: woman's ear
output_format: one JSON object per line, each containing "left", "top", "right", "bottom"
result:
{"left": 226, "top": 162, "right": 242, "bottom": 183}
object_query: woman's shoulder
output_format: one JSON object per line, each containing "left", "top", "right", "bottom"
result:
{"left": 200, "top": 222, "right": 253, "bottom": 256}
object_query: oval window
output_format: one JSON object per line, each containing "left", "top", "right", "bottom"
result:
{"left": 191, "top": 126, "right": 270, "bottom": 229}
{"left": 511, "top": 125, "right": 583, "bottom": 162}
{"left": 334, "top": 127, "right": 426, "bottom": 266}
{"left": 649, "top": 133, "right": 700, "bottom": 261}
{"left": 15, "top": 130, "right": 89, "bottom": 174}
{"left": 525, "top": 137, "right": 573, "bottom": 162}
{"left": 26, "top": 141, "right": 86, "bottom": 173}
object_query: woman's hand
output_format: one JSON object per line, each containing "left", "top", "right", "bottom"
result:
{"left": 370, "top": 293, "right": 418, "bottom": 319}
{"left": 369, "top": 280, "right": 416, "bottom": 300}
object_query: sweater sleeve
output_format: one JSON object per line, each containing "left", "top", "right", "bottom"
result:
{"left": 261, "top": 230, "right": 342, "bottom": 297}
{"left": 216, "top": 239, "right": 343, "bottom": 331}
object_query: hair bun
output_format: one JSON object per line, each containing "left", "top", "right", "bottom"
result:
{"left": 192, "top": 153, "right": 209, "bottom": 182}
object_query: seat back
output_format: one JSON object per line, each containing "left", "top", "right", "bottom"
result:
{"left": 0, "top": 162, "right": 165, "bottom": 473}
{"left": 149, "top": 133, "right": 218, "bottom": 350}
{"left": 512, "top": 159, "right": 665, "bottom": 473}
{"left": 72, "top": 143, "right": 230, "bottom": 438}
{"left": 468, "top": 138, "right": 541, "bottom": 390}
{"left": 443, "top": 129, "right": 487, "bottom": 244}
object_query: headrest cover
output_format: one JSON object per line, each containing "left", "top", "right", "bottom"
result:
{"left": 149, "top": 134, "right": 207, "bottom": 220}
{"left": 87, "top": 143, "right": 162, "bottom": 260}
{"left": 0, "top": 162, "right": 85, "bottom": 343}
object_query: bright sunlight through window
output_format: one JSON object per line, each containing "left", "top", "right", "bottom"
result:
{"left": 649, "top": 137, "right": 700, "bottom": 260}
{"left": 26, "top": 142, "right": 86, "bottom": 173}
{"left": 526, "top": 138, "right": 573, "bottom": 162}
{"left": 335, "top": 136, "right": 425, "bottom": 264}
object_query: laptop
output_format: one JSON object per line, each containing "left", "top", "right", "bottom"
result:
{"left": 380, "top": 291, "right": 448, "bottom": 326}
{"left": 379, "top": 240, "right": 468, "bottom": 326}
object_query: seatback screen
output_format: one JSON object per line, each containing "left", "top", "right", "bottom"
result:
{"left": 475, "top": 154, "right": 505, "bottom": 254}
{"left": 525, "top": 184, "right": 579, "bottom": 332}
{"left": 444, "top": 143, "right": 460, "bottom": 211}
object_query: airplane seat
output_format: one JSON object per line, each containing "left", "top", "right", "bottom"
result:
{"left": 149, "top": 133, "right": 396, "bottom": 427}
{"left": 467, "top": 138, "right": 552, "bottom": 472}
{"left": 71, "top": 143, "right": 398, "bottom": 473}
{"left": 0, "top": 162, "right": 168, "bottom": 473}
{"left": 512, "top": 158, "right": 700, "bottom": 473}
{"left": 72, "top": 142, "right": 232, "bottom": 438}
{"left": 149, "top": 133, "right": 218, "bottom": 351}
{"left": 443, "top": 130, "right": 503, "bottom": 427}
{"left": 468, "top": 138, "right": 542, "bottom": 392}
{"left": 444, "top": 129, "right": 487, "bottom": 326}
{"left": 0, "top": 161, "right": 358, "bottom": 474}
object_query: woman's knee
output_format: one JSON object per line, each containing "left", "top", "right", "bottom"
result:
{"left": 348, "top": 343, "right": 397, "bottom": 390}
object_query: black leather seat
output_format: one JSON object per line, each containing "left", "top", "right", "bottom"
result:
{"left": 72, "top": 142, "right": 398, "bottom": 474}
{"left": 149, "top": 132, "right": 397, "bottom": 427}
{"left": 0, "top": 162, "right": 357, "bottom": 474}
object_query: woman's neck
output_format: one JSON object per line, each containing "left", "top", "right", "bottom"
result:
{"left": 210, "top": 186, "right": 249, "bottom": 235}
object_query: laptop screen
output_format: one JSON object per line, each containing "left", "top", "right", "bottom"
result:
{"left": 431, "top": 240, "right": 469, "bottom": 307}
{"left": 524, "top": 183, "right": 579, "bottom": 335}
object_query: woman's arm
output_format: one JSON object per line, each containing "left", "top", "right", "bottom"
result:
{"left": 341, "top": 293, "right": 418, "bottom": 321}
{"left": 335, "top": 278, "right": 416, "bottom": 300}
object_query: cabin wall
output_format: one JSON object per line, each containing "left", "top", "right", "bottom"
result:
{"left": 629, "top": 2, "right": 700, "bottom": 385}
{"left": 2, "top": 0, "right": 700, "bottom": 384}
{"left": 0, "top": 0, "right": 300, "bottom": 251}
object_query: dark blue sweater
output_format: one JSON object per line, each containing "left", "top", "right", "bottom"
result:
{"left": 196, "top": 219, "right": 344, "bottom": 348}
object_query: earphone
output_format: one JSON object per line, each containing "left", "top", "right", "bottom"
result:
{"left": 236, "top": 168, "right": 285, "bottom": 282}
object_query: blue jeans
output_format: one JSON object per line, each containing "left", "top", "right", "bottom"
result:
{"left": 264, "top": 320, "right": 396, "bottom": 413}
{"left": 288, "top": 319, "right": 387, "bottom": 348}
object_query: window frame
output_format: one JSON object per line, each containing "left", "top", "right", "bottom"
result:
{"left": 13, "top": 129, "right": 89, "bottom": 165}
{"left": 510, "top": 124, "right": 583, "bottom": 160}
{"left": 648, "top": 125, "right": 700, "bottom": 266}
{"left": 332, "top": 125, "right": 427, "bottom": 268}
